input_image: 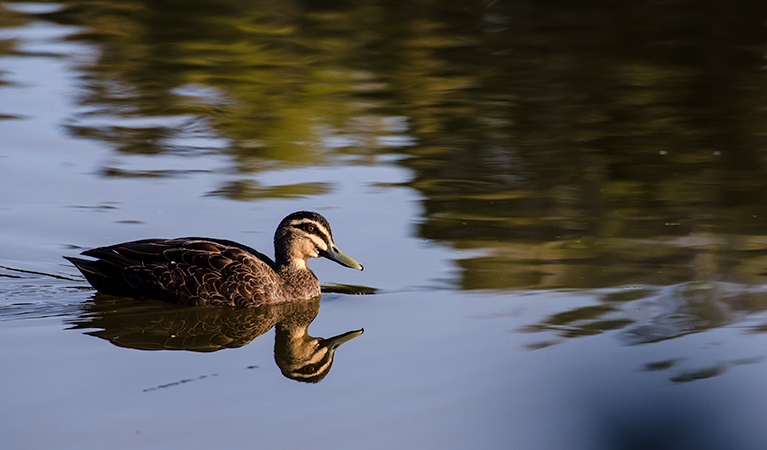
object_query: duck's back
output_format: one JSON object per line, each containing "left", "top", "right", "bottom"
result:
{"left": 65, "top": 238, "right": 290, "bottom": 307}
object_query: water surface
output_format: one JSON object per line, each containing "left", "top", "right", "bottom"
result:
{"left": 3, "top": 1, "right": 767, "bottom": 449}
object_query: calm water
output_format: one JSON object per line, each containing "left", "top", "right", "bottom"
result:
{"left": 4, "top": 1, "right": 767, "bottom": 449}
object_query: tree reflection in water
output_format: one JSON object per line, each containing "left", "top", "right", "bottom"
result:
{"left": 68, "top": 294, "right": 363, "bottom": 383}
{"left": 520, "top": 281, "right": 767, "bottom": 382}
{"left": 17, "top": 0, "right": 767, "bottom": 383}
{"left": 22, "top": 0, "right": 767, "bottom": 290}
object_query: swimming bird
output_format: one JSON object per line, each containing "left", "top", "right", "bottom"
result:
{"left": 65, "top": 211, "right": 363, "bottom": 307}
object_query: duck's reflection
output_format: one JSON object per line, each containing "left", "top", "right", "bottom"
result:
{"left": 69, "top": 295, "right": 362, "bottom": 383}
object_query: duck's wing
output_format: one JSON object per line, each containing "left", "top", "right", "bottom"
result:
{"left": 67, "top": 238, "right": 280, "bottom": 306}
{"left": 174, "top": 237, "right": 276, "bottom": 268}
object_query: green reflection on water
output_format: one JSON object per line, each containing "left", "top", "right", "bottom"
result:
{"left": 9, "top": 0, "right": 767, "bottom": 290}
{"left": 0, "top": 4, "right": 30, "bottom": 119}
{"left": 519, "top": 281, "right": 767, "bottom": 381}
{"left": 38, "top": 0, "right": 398, "bottom": 165}
{"left": 207, "top": 179, "right": 333, "bottom": 200}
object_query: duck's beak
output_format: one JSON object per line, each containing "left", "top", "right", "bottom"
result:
{"left": 323, "top": 328, "right": 364, "bottom": 350}
{"left": 321, "top": 243, "right": 364, "bottom": 270}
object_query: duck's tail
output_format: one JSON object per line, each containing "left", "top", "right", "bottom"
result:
{"left": 64, "top": 256, "right": 134, "bottom": 297}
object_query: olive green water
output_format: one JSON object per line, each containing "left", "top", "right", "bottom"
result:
{"left": 3, "top": 1, "right": 767, "bottom": 449}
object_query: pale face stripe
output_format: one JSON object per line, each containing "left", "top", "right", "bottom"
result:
{"left": 290, "top": 352, "right": 333, "bottom": 380}
{"left": 288, "top": 218, "right": 331, "bottom": 238}
{"left": 307, "top": 234, "right": 328, "bottom": 251}
{"left": 289, "top": 218, "right": 332, "bottom": 251}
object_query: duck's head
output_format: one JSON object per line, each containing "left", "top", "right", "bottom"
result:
{"left": 276, "top": 327, "right": 364, "bottom": 383}
{"left": 274, "top": 211, "right": 363, "bottom": 271}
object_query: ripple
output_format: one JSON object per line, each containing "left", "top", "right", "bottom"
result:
{"left": 0, "top": 266, "right": 86, "bottom": 321}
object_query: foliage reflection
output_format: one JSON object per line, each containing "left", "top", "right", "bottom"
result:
{"left": 520, "top": 281, "right": 767, "bottom": 382}
{"left": 10, "top": 0, "right": 767, "bottom": 289}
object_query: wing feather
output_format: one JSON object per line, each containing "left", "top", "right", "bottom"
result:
{"left": 70, "top": 238, "right": 281, "bottom": 306}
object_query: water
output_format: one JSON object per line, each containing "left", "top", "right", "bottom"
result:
{"left": 3, "top": 1, "right": 767, "bottom": 449}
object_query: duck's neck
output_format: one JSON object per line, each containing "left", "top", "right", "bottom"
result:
{"left": 275, "top": 259, "right": 321, "bottom": 299}
{"left": 274, "top": 234, "right": 307, "bottom": 271}
{"left": 273, "top": 230, "right": 321, "bottom": 299}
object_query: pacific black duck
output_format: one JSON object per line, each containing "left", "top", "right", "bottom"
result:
{"left": 65, "top": 211, "right": 363, "bottom": 307}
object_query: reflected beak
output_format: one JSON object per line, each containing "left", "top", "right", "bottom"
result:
{"left": 323, "top": 328, "right": 364, "bottom": 350}
{"left": 321, "top": 243, "right": 364, "bottom": 270}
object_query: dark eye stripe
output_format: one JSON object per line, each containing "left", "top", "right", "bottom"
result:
{"left": 297, "top": 222, "right": 328, "bottom": 240}
{"left": 289, "top": 219, "right": 332, "bottom": 244}
{"left": 300, "top": 223, "right": 315, "bottom": 233}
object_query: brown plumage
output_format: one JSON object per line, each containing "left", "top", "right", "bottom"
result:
{"left": 65, "top": 211, "right": 363, "bottom": 307}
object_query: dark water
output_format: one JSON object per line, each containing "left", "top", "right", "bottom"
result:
{"left": 3, "top": 1, "right": 767, "bottom": 449}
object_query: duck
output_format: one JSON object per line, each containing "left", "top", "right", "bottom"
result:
{"left": 64, "top": 211, "right": 363, "bottom": 307}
